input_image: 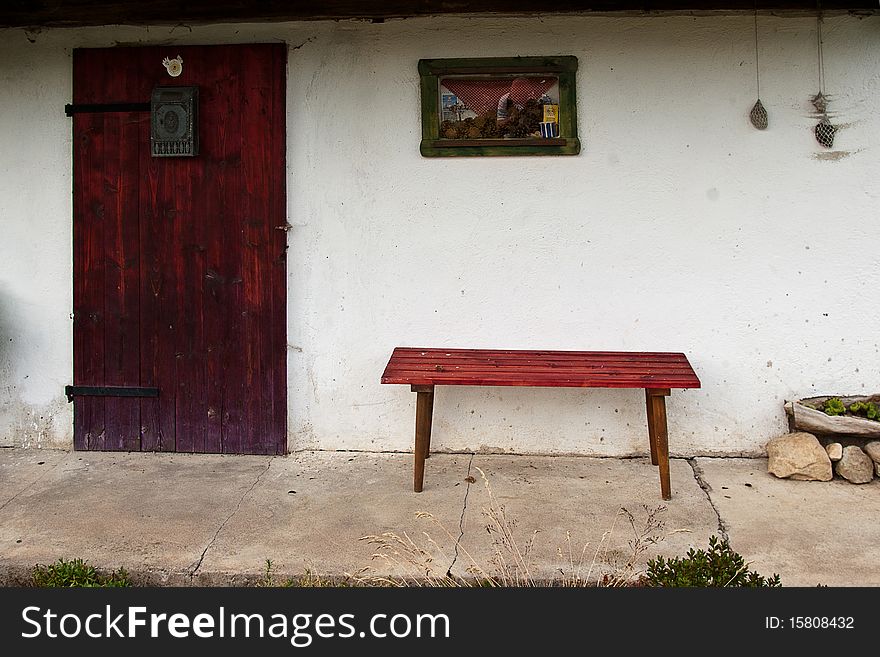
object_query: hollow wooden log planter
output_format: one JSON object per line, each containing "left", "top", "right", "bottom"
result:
{"left": 785, "top": 394, "right": 880, "bottom": 438}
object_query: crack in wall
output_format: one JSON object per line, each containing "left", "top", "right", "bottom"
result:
{"left": 446, "top": 453, "right": 474, "bottom": 577}
{"left": 188, "top": 457, "right": 273, "bottom": 581}
{"left": 687, "top": 457, "right": 729, "bottom": 541}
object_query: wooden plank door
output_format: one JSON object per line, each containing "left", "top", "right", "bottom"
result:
{"left": 72, "top": 44, "right": 287, "bottom": 454}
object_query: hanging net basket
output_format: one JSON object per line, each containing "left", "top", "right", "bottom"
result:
{"left": 749, "top": 99, "right": 768, "bottom": 130}
{"left": 814, "top": 118, "right": 836, "bottom": 148}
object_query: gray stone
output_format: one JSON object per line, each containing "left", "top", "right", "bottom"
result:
{"left": 766, "top": 432, "right": 833, "bottom": 481}
{"left": 864, "top": 441, "right": 880, "bottom": 465}
{"left": 835, "top": 446, "right": 874, "bottom": 484}
{"left": 825, "top": 442, "right": 843, "bottom": 462}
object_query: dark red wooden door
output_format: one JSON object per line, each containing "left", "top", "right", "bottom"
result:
{"left": 72, "top": 44, "right": 287, "bottom": 454}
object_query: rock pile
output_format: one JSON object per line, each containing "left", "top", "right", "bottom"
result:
{"left": 767, "top": 434, "right": 880, "bottom": 484}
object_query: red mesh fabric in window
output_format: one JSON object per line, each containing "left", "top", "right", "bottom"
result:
{"left": 440, "top": 77, "right": 557, "bottom": 115}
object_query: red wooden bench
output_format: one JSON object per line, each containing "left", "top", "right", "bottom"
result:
{"left": 381, "top": 347, "right": 701, "bottom": 500}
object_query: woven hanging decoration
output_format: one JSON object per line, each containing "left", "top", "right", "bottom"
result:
{"left": 812, "top": 15, "right": 835, "bottom": 148}
{"left": 814, "top": 118, "right": 836, "bottom": 148}
{"left": 750, "top": 99, "right": 768, "bottom": 130}
{"left": 749, "top": 11, "right": 768, "bottom": 130}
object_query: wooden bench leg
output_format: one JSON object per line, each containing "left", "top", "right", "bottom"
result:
{"left": 645, "top": 389, "right": 658, "bottom": 466}
{"left": 646, "top": 388, "right": 671, "bottom": 501}
{"left": 424, "top": 388, "right": 434, "bottom": 460}
{"left": 412, "top": 385, "right": 435, "bottom": 492}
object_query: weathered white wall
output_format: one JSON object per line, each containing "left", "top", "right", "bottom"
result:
{"left": 0, "top": 43, "right": 73, "bottom": 447}
{"left": 1, "top": 14, "right": 878, "bottom": 456}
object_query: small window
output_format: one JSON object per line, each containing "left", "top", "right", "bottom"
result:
{"left": 419, "top": 56, "right": 580, "bottom": 157}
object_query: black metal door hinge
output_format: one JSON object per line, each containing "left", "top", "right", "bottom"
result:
{"left": 65, "top": 385, "right": 159, "bottom": 403}
{"left": 65, "top": 102, "right": 150, "bottom": 117}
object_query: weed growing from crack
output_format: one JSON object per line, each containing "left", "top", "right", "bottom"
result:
{"left": 255, "top": 559, "right": 362, "bottom": 587}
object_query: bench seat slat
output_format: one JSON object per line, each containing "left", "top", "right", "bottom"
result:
{"left": 387, "top": 358, "right": 694, "bottom": 369}
{"left": 381, "top": 347, "right": 701, "bottom": 389}
{"left": 384, "top": 375, "right": 699, "bottom": 387}
{"left": 385, "top": 368, "right": 697, "bottom": 379}
{"left": 385, "top": 363, "right": 698, "bottom": 374}
{"left": 383, "top": 377, "right": 699, "bottom": 388}
{"left": 387, "top": 348, "right": 695, "bottom": 362}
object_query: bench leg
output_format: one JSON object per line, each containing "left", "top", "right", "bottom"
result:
{"left": 412, "top": 385, "right": 435, "bottom": 492}
{"left": 646, "top": 389, "right": 671, "bottom": 501}
{"left": 645, "top": 390, "right": 659, "bottom": 466}
{"left": 424, "top": 388, "right": 434, "bottom": 460}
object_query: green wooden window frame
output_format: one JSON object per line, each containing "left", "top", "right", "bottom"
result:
{"left": 419, "top": 56, "right": 580, "bottom": 157}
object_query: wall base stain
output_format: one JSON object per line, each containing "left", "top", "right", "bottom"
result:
{"left": 0, "top": 397, "right": 72, "bottom": 449}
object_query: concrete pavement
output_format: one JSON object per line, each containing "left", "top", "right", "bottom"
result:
{"left": 0, "top": 448, "right": 877, "bottom": 586}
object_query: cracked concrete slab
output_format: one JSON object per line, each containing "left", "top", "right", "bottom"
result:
{"left": 0, "top": 450, "right": 272, "bottom": 585}
{"left": 452, "top": 455, "right": 718, "bottom": 582}
{"left": 0, "top": 448, "right": 69, "bottom": 508}
{"left": 194, "top": 451, "right": 471, "bottom": 585}
{"left": 695, "top": 457, "right": 880, "bottom": 587}
{"left": 188, "top": 459, "right": 273, "bottom": 577}
{"left": 444, "top": 454, "right": 475, "bottom": 576}
{"left": 2, "top": 449, "right": 877, "bottom": 587}
{"left": 688, "top": 458, "right": 729, "bottom": 540}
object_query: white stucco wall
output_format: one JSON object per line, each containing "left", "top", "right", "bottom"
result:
{"left": 1, "top": 14, "right": 878, "bottom": 456}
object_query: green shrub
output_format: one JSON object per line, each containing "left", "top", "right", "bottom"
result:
{"left": 31, "top": 558, "right": 131, "bottom": 588}
{"left": 822, "top": 397, "right": 846, "bottom": 416}
{"left": 643, "top": 536, "right": 781, "bottom": 587}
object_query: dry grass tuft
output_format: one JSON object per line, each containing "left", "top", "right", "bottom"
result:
{"left": 360, "top": 467, "right": 676, "bottom": 587}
